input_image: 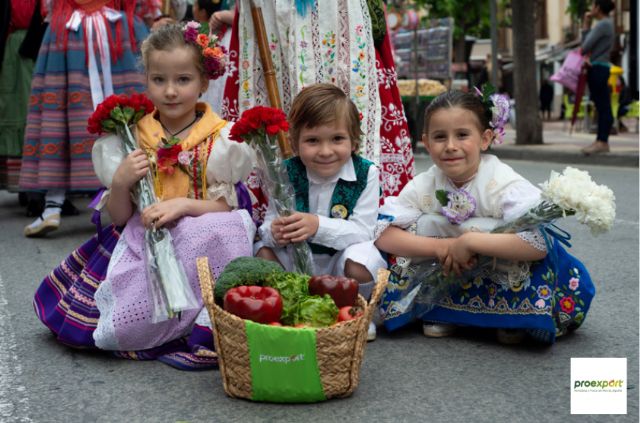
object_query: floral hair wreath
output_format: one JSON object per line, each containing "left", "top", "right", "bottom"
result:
{"left": 474, "top": 83, "right": 510, "bottom": 145}
{"left": 182, "top": 21, "right": 227, "bottom": 80}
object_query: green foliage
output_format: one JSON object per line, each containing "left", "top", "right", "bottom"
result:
{"left": 264, "top": 271, "right": 311, "bottom": 325}
{"left": 566, "top": 0, "right": 590, "bottom": 21}
{"left": 413, "top": 0, "right": 492, "bottom": 39}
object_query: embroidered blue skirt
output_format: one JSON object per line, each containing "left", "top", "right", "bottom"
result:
{"left": 380, "top": 239, "right": 595, "bottom": 344}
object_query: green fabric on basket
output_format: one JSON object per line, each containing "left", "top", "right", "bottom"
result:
{"left": 246, "top": 320, "right": 325, "bottom": 403}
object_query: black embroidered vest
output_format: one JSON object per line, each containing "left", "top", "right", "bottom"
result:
{"left": 285, "top": 155, "right": 374, "bottom": 256}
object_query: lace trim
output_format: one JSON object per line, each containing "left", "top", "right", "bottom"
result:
{"left": 516, "top": 229, "right": 548, "bottom": 252}
{"left": 93, "top": 231, "right": 129, "bottom": 350}
{"left": 374, "top": 219, "right": 393, "bottom": 239}
{"left": 207, "top": 182, "right": 238, "bottom": 208}
{"left": 234, "top": 208, "right": 257, "bottom": 246}
{"left": 477, "top": 259, "right": 532, "bottom": 291}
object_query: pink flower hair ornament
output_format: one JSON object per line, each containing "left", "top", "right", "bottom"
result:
{"left": 183, "top": 21, "right": 227, "bottom": 80}
{"left": 475, "top": 84, "right": 510, "bottom": 145}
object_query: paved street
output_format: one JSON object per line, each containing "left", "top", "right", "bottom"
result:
{"left": 0, "top": 157, "right": 638, "bottom": 423}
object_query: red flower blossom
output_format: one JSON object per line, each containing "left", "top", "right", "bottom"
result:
{"left": 559, "top": 296, "right": 575, "bottom": 314}
{"left": 156, "top": 144, "right": 182, "bottom": 175}
{"left": 229, "top": 106, "right": 289, "bottom": 143}
{"left": 87, "top": 93, "right": 154, "bottom": 134}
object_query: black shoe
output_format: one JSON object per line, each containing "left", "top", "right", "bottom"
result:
{"left": 18, "top": 192, "right": 28, "bottom": 207}
{"left": 25, "top": 192, "right": 45, "bottom": 217}
{"left": 61, "top": 199, "right": 80, "bottom": 216}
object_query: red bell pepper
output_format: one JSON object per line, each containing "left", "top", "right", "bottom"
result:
{"left": 308, "top": 275, "right": 358, "bottom": 308}
{"left": 223, "top": 285, "right": 283, "bottom": 324}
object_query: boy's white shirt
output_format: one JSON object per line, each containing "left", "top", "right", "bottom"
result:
{"left": 259, "top": 156, "right": 380, "bottom": 251}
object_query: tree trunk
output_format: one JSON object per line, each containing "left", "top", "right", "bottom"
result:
{"left": 511, "top": 0, "right": 543, "bottom": 144}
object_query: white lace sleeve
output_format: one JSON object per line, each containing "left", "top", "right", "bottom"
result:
{"left": 206, "top": 123, "right": 256, "bottom": 207}
{"left": 500, "top": 179, "right": 541, "bottom": 221}
{"left": 500, "top": 180, "right": 547, "bottom": 252}
{"left": 91, "top": 133, "right": 126, "bottom": 188}
{"left": 516, "top": 229, "right": 548, "bottom": 252}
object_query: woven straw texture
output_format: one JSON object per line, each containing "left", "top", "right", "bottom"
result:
{"left": 196, "top": 257, "right": 389, "bottom": 402}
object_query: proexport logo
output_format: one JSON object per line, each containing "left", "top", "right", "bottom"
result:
{"left": 259, "top": 354, "right": 304, "bottom": 364}
{"left": 573, "top": 379, "right": 624, "bottom": 392}
{"left": 571, "top": 358, "right": 627, "bottom": 414}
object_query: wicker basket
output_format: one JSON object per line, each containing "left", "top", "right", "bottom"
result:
{"left": 196, "top": 257, "right": 389, "bottom": 401}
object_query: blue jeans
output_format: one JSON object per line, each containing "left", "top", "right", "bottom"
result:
{"left": 587, "top": 65, "right": 613, "bottom": 143}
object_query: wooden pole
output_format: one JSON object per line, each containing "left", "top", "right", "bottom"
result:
{"left": 249, "top": 0, "right": 293, "bottom": 158}
{"left": 161, "top": 0, "right": 172, "bottom": 16}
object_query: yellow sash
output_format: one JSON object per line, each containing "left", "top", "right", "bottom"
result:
{"left": 136, "top": 103, "right": 227, "bottom": 200}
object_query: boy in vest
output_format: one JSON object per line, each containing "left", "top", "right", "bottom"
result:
{"left": 256, "top": 84, "right": 386, "bottom": 340}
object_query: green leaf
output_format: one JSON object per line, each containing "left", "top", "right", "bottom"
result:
{"left": 110, "top": 107, "right": 125, "bottom": 122}
{"left": 435, "top": 189, "right": 449, "bottom": 207}
{"left": 122, "top": 106, "right": 135, "bottom": 123}
{"left": 482, "top": 83, "right": 496, "bottom": 100}
{"left": 133, "top": 110, "right": 145, "bottom": 123}
{"left": 102, "top": 119, "right": 116, "bottom": 130}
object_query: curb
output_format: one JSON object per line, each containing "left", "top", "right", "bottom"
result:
{"left": 413, "top": 145, "right": 639, "bottom": 168}
{"left": 488, "top": 146, "right": 639, "bottom": 168}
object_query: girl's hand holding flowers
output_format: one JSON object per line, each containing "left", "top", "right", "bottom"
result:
{"left": 141, "top": 198, "right": 187, "bottom": 229}
{"left": 113, "top": 149, "right": 149, "bottom": 190}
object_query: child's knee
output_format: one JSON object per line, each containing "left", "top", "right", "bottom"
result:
{"left": 344, "top": 259, "right": 374, "bottom": 283}
{"left": 256, "top": 246, "right": 281, "bottom": 265}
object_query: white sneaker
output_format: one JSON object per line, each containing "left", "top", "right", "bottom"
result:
{"left": 422, "top": 323, "right": 457, "bottom": 338}
{"left": 496, "top": 329, "right": 525, "bottom": 345}
{"left": 24, "top": 213, "right": 60, "bottom": 237}
{"left": 367, "top": 322, "right": 376, "bottom": 342}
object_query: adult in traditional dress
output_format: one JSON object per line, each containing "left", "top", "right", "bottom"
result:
{"left": 19, "top": 0, "right": 153, "bottom": 237}
{"left": 221, "top": 0, "right": 415, "bottom": 221}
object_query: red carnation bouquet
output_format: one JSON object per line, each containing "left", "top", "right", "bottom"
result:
{"left": 229, "top": 106, "right": 289, "bottom": 142}
{"left": 230, "top": 106, "right": 313, "bottom": 275}
{"left": 88, "top": 93, "right": 199, "bottom": 322}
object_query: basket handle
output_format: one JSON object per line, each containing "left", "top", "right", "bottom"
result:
{"left": 196, "top": 256, "right": 216, "bottom": 313}
{"left": 369, "top": 268, "right": 390, "bottom": 305}
{"left": 364, "top": 268, "right": 390, "bottom": 322}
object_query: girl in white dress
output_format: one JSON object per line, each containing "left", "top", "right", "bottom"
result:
{"left": 376, "top": 90, "right": 595, "bottom": 344}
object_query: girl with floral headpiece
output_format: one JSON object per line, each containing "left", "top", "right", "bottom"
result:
{"left": 33, "top": 22, "right": 256, "bottom": 370}
{"left": 375, "top": 89, "right": 595, "bottom": 345}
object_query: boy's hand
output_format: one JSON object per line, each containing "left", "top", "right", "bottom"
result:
{"left": 277, "top": 212, "right": 319, "bottom": 243}
{"left": 141, "top": 198, "right": 186, "bottom": 229}
{"left": 113, "top": 149, "right": 149, "bottom": 190}
{"left": 271, "top": 218, "right": 289, "bottom": 246}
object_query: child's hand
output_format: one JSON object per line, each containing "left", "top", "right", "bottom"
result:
{"left": 442, "top": 233, "right": 478, "bottom": 276}
{"left": 112, "top": 149, "right": 149, "bottom": 190}
{"left": 277, "top": 212, "right": 319, "bottom": 243}
{"left": 434, "top": 238, "right": 455, "bottom": 263}
{"left": 271, "top": 218, "right": 289, "bottom": 247}
{"left": 141, "top": 198, "right": 187, "bottom": 229}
